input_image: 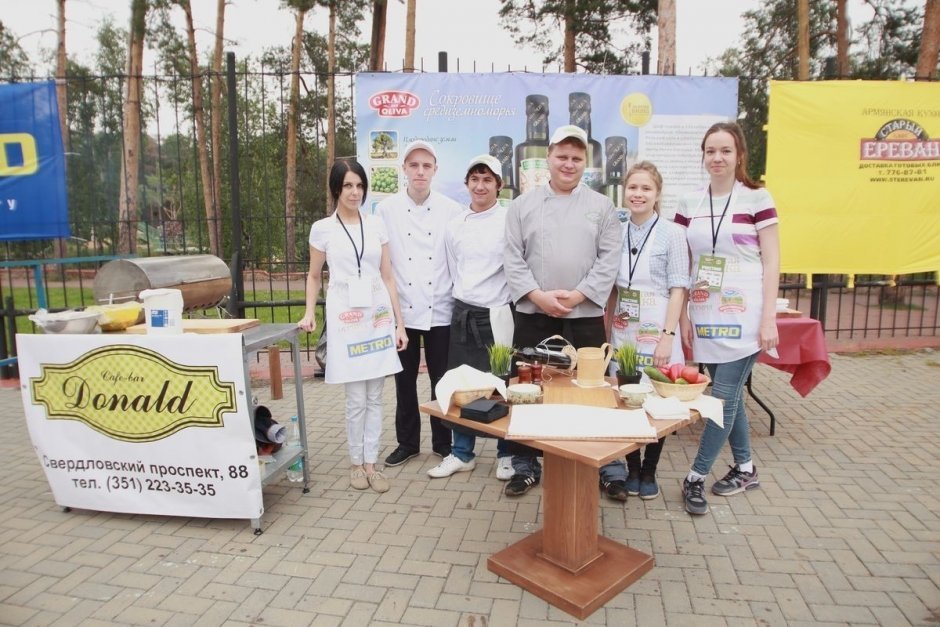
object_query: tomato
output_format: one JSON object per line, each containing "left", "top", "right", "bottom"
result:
{"left": 668, "top": 363, "right": 684, "bottom": 383}
{"left": 681, "top": 366, "right": 700, "bottom": 384}
{"left": 658, "top": 366, "right": 671, "bottom": 379}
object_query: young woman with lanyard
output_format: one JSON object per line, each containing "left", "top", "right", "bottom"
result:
{"left": 298, "top": 159, "right": 408, "bottom": 493}
{"left": 676, "top": 122, "right": 780, "bottom": 516}
{"left": 600, "top": 161, "right": 689, "bottom": 502}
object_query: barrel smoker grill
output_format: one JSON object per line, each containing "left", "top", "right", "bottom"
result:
{"left": 92, "top": 255, "right": 232, "bottom": 312}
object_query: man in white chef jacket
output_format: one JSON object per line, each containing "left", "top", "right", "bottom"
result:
{"left": 376, "top": 141, "right": 463, "bottom": 467}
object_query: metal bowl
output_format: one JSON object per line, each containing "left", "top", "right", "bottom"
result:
{"left": 29, "top": 310, "right": 101, "bottom": 334}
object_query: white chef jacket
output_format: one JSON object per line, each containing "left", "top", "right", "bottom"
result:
{"left": 444, "top": 203, "right": 511, "bottom": 308}
{"left": 376, "top": 189, "right": 462, "bottom": 330}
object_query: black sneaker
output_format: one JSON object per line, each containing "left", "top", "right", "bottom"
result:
{"left": 505, "top": 474, "right": 540, "bottom": 497}
{"left": 432, "top": 446, "right": 452, "bottom": 459}
{"left": 682, "top": 477, "right": 709, "bottom": 515}
{"left": 600, "top": 479, "right": 629, "bottom": 502}
{"left": 625, "top": 469, "right": 641, "bottom": 496}
{"left": 712, "top": 465, "right": 760, "bottom": 496}
{"left": 384, "top": 447, "right": 418, "bottom": 467}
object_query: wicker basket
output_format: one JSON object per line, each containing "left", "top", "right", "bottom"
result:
{"left": 650, "top": 376, "right": 710, "bottom": 402}
{"left": 452, "top": 387, "right": 495, "bottom": 407}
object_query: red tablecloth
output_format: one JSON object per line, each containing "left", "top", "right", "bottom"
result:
{"left": 757, "top": 317, "right": 831, "bottom": 397}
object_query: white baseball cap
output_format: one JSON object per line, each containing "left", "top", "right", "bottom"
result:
{"left": 549, "top": 124, "right": 588, "bottom": 148}
{"left": 466, "top": 154, "right": 503, "bottom": 180}
{"left": 402, "top": 140, "right": 437, "bottom": 163}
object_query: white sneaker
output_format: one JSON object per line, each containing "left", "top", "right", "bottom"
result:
{"left": 496, "top": 456, "right": 514, "bottom": 481}
{"left": 427, "top": 454, "right": 476, "bottom": 478}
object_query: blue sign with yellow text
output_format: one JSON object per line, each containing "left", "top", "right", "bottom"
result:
{"left": 0, "top": 81, "right": 69, "bottom": 240}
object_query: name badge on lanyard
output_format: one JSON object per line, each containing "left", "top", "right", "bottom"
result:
{"left": 696, "top": 254, "right": 726, "bottom": 292}
{"left": 617, "top": 288, "right": 641, "bottom": 322}
{"left": 347, "top": 276, "right": 372, "bottom": 307}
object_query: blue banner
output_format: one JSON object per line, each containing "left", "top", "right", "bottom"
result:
{"left": 0, "top": 81, "right": 70, "bottom": 240}
{"left": 355, "top": 73, "right": 737, "bottom": 219}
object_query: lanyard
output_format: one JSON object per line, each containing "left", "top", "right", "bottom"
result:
{"left": 625, "top": 215, "right": 658, "bottom": 289}
{"left": 708, "top": 185, "right": 733, "bottom": 255}
{"left": 335, "top": 212, "right": 365, "bottom": 277}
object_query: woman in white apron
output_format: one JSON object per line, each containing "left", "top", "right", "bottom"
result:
{"left": 600, "top": 162, "right": 689, "bottom": 502}
{"left": 298, "top": 160, "right": 408, "bottom": 493}
{"left": 676, "top": 122, "right": 780, "bottom": 516}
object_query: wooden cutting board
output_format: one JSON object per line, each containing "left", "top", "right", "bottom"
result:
{"left": 123, "top": 318, "right": 261, "bottom": 334}
{"left": 776, "top": 308, "right": 803, "bottom": 318}
{"left": 543, "top": 385, "right": 618, "bottom": 408}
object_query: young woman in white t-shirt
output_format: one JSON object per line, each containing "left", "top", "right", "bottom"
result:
{"left": 676, "top": 122, "right": 780, "bottom": 516}
{"left": 298, "top": 159, "right": 408, "bottom": 493}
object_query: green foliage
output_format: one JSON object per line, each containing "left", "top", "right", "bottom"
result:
{"left": 705, "top": 0, "right": 925, "bottom": 180}
{"left": 487, "top": 343, "right": 514, "bottom": 375}
{"left": 0, "top": 20, "right": 33, "bottom": 78}
{"left": 498, "top": 0, "right": 656, "bottom": 73}
{"left": 613, "top": 342, "right": 639, "bottom": 376}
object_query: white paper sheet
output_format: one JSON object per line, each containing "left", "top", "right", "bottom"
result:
{"left": 506, "top": 404, "right": 657, "bottom": 441}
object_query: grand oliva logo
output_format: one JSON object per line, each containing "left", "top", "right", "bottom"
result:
{"left": 30, "top": 345, "right": 237, "bottom": 443}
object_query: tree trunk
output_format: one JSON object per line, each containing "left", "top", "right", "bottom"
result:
{"left": 657, "top": 0, "right": 676, "bottom": 75}
{"left": 54, "top": 0, "right": 69, "bottom": 261}
{"left": 369, "top": 0, "right": 387, "bottom": 71}
{"left": 404, "top": 0, "right": 415, "bottom": 72}
{"left": 836, "top": 0, "right": 849, "bottom": 77}
{"left": 916, "top": 0, "right": 940, "bottom": 80}
{"left": 797, "top": 0, "right": 809, "bottom": 79}
{"left": 118, "top": 0, "right": 147, "bottom": 255}
{"left": 326, "top": 1, "right": 337, "bottom": 205}
{"left": 563, "top": 0, "right": 575, "bottom": 72}
{"left": 210, "top": 0, "right": 225, "bottom": 250}
{"left": 180, "top": 0, "right": 220, "bottom": 257}
{"left": 285, "top": 7, "right": 305, "bottom": 266}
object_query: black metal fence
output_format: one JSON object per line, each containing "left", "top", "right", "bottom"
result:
{"left": 1, "top": 58, "right": 936, "bottom": 377}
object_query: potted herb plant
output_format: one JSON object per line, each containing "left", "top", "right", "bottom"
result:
{"left": 487, "top": 343, "right": 514, "bottom": 384}
{"left": 613, "top": 342, "right": 642, "bottom": 385}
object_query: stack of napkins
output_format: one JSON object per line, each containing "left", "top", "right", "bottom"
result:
{"left": 687, "top": 396, "right": 723, "bottom": 428}
{"left": 642, "top": 396, "right": 690, "bottom": 420}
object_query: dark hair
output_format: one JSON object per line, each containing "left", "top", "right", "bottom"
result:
{"left": 328, "top": 159, "right": 369, "bottom": 208}
{"left": 701, "top": 122, "right": 762, "bottom": 189}
{"left": 623, "top": 161, "right": 663, "bottom": 213}
{"left": 463, "top": 164, "right": 502, "bottom": 190}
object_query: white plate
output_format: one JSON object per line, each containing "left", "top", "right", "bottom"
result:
{"left": 571, "top": 379, "right": 611, "bottom": 389}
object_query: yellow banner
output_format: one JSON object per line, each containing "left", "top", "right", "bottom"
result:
{"left": 765, "top": 81, "right": 940, "bottom": 274}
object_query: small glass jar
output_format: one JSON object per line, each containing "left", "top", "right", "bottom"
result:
{"left": 531, "top": 361, "right": 543, "bottom": 385}
{"left": 517, "top": 363, "right": 533, "bottom": 383}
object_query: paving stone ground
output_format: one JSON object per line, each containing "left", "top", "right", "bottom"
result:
{"left": 1, "top": 350, "right": 938, "bottom": 626}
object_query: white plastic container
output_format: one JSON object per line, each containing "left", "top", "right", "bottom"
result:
{"left": 139, "top": 288, "right": 184, "bottom": 335}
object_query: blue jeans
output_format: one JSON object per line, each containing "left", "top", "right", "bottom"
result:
{"left": 691, "top": 351, "right": 760, "bottom": 476}
{"left": 452, "top": 431, "right": 509, "bottom": 463}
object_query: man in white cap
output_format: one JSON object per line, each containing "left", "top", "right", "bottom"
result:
{"left": 428, "top": 154, "right": 515, "bottom": 481}
{"left": 376, "top": 140, "right": 463, "bottom": 467}
{"left": 502, "top": 124, "right": 623, "bottom": 496}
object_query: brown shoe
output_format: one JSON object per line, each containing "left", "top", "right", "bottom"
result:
{"left": 368, "top": 470, "right": 389, "bottom": 493}
{"left": 350, "top": 467, "right": 369, "bottom": 490}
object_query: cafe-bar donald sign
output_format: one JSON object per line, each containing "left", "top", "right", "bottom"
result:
{"left": 17, "top": 334, "right": 262, "bottom": 519}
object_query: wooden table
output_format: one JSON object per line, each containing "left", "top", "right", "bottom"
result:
{"left": 420, "top": 374, "right": 701, "bottom": 619}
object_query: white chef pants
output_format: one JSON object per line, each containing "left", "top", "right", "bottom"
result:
{"left": 344, "top": 376, "right": 385, "bottom": 465}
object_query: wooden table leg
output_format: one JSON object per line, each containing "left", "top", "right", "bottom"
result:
{"left": 267, "top": 346, "right": 282, "bottom": 400}
{"left": 487, "top": 451, "right": 655, "bottom": 620}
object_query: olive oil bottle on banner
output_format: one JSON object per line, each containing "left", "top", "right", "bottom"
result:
{"left": 515, "top": 95, "right": 550, "bottom": 194}
{"left": 569, "top": 92, "right": 603, "bottom": 191}
{"left": 604, "top": 136, "right": 628, "bottom": 222}
{"left": 489, "top": 135, "right": 518, "bottom": 207}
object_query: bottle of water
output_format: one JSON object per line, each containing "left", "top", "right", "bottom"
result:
{"left": 287, "top": 415, "right": 303, "bottom": 482}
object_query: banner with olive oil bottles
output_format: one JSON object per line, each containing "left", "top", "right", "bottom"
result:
{"left": 16, "top": 333, "right": 263, "bottom": 519}
{"left": 355, "top": 73, "right": 737, "bottom": 220}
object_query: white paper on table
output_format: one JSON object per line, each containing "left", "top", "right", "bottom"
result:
{"left": 643, "top": 396, "right": 690, "bottom": 420}
{"left": 489, "top": 304, "right": 515, "bottom": 347}
{"left": 506, "top": 404, "right": 657, "bottom": 441}
{"left": 434, "top": 364, "right": 507, "bottom": 411}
